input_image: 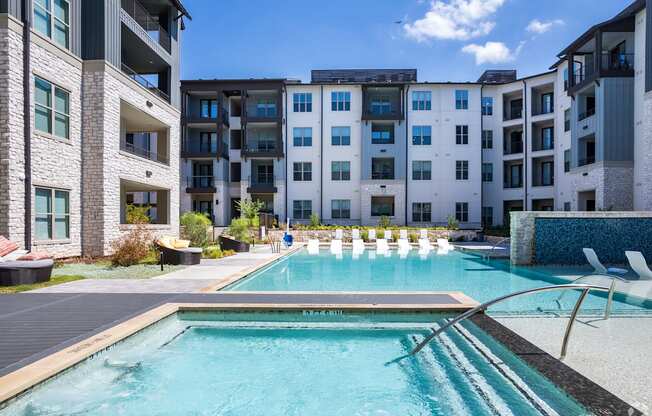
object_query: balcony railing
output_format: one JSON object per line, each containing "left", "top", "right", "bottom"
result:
{"left": 371, "top": 172, "right": 395, "bottom": 180}
{"left": 600, "top": 53, "right": 634, "bottom": 72}
{"left": 247, "top": 175, "right": 277, "bottom": 193}
{"left": 181, "top": 141, "right": 218, "bottom": 156}
{"left": 504, "top": 180, "right": 523, "bottom": 189}
{"left": 186, "top": 176, "right": 216, "bottom": 189}
{"left": 578, "top": 107, "right": 595, "bottom": 121}
{"left": 578, "top": 156, "right": 596, "bottom": 167}
{"left": 122, "top": 63, "right": 170, "bottom": 102}
{"left": 242, "top": 140, "right": 278, "bottom": 155}
{"left": 533, "top": 139, "right": 554, "bottom": 152}
{"left": 503, "top": 110, "right": 522, "bottom": 121}
{"left": 503, "top": 142, "right": 523, "bottom": 155}
{"left": 120, "top": 139, "right": 169, "bottom": 165}
{"left": 121, "top": 0, "right": 171, "bottom": 53}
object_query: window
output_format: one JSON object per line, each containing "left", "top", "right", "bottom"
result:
{"left": 256, "top": 99, "right": 277, "bottom": 117}
{"left": 564, "top": 150, "right": 571, "bottom": 172}
{"left": 371, "top": 123, "right": 394, "bottom": 144}
{"left": 200, "top": 99, "right": 218, "bottom": 118}
{"left": 482, "top": 207, "right": 493, "bottom": 227}
{"left": 541, "top": 93, "right": 554, "bottom": 114}
{"left": 293, "top": 93, "right": 312, "bottom": 112}
{"left": 34, "top": 0, "right": 69, "bottom": 49}
{"left": 230, "top": 162, "right": 241, "bottom": 182}
{"left": 331, "top": 126, "right": 351, "bottom": 146}
{"left": 198, "top": 132, "right": 217, "bottom": 153}
{"left": 481, "top": 97, "right": 493, "bottom": 115}
{"left": 456, "top": 160, "right": 469, "bottom": 180}
{"left": 564, "top": 109, "right": 570, "bottom": 132}
{"left": 293, "top": 162, "right": 312, "bottom": 181}
{"left": 482, "top": 163, "right": 493, "bottom": 182}
{"left": 541, "top": 127, "right": 554, "bottom": 150}
{"left": 372, "top": 158, "right": 394, "bottom": 180}
{"left": 455, "top": 90, "right": 469, "bottom": 110}
{"left": 370, "top": 96, "right": 392, "bottom": 115}
{"left": 455, "top": 125, "right": 468, "bottom": 145}
{"left": 331, "top": 91, "right": 351, "bottom": 111}
{"left": 331, "top": 161, "right": 351, "bottom": 181}
{"left": 505, "top": 164, "right": 523, "bottom": 188}
{"left": 455, "top": 202, "right": 469, "bottom": 223}
{"left": 541, "top": 161, "right": 554, "bottom": 186}
{"left": 293, "top": 127, "right": 312, "bottom": 147}
{"left": 412, "top": 203, "right": 432, "bottom": 222}
{"left": 482, "top": 130, "right": 493, "bottom": 149}
{"left": 564, "top": 202, "right": 571, "bottom": 211}
{"left": 412, "top": 160, "right": 432, "bottom": 180}
{"left": 35, "top": 77, "right": 69, "bottom": 139}
{"left": 412, "top": 91, "right": 431, "bottom": 111}
{"left": 371, "top": 196, "right": 394, "bottom": 216}
{"left": 563, "top": 68, "right": 569, "bottom": 91}
{"left": 331, "top": 200, "right": 351, "bottom": 219}
{"left": 293, "top": 200, "right": 312, "bottom": 220}
{"left": 35, "top": 187, "right": 69, "bottom": 240}
{"left": 412, "top": 126, "right": 432, "bottom": 145}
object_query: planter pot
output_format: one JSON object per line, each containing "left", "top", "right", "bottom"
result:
{"left": 219, "top": 236, "right": 250, "bottom": 252}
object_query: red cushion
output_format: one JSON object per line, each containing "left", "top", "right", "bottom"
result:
{"left": 17, "top": 252, "right": 53, "bottom": 261}
{"left": 0, "top": 236, "right": 18, "bottom": 258}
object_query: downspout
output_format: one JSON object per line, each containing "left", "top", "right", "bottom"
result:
{"left": 22, "top": 0, "right": 32, "bottom": 250}
{"left": 480, "top": 84, "right": 484, "bottom": 230}
{"left": 320, "top": 85, "right": 324, "bottom": 222}
{"left": 522, "top": 79, "right": 528, "bottom": 211}
{"left": 284, "top": 86, "right": 288, "bottom": 222}
{"left": 404, "top": 84, "right": 409, "bottom": 226}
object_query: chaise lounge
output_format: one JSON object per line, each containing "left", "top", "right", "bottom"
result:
{"left": 0, "top": 236, "right": 53, "bottom": 286}
{"left": 156, "top": 236, "right": 202, "bottom": 266}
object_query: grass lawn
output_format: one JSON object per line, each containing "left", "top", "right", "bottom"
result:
{"left": 52, "top": 262, "right": 186, "bottom": 279}
{"left": 0, "top": 275, "right": 85, "bottom": 294}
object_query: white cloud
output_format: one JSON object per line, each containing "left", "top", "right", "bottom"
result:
{"left": 526, "top": 19, "right": 564, "bottom": 34}
{"left": 403, "top": 0, "right": 505, "bottom": 42}
{"left": 461, "top": 41, "right": 518, "bottom": 64}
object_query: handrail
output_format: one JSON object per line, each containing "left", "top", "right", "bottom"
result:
{"left": 409, "top": 284, "right": 611, "bottom": 360}
{"left": 556, "top": 273, "right": 629, "bottom": 320}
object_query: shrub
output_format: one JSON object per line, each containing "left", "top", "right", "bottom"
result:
{"left": 237, "top": 199, "right": 264, "bottom": 222}
{"left": 360, "top": 229, "right": 369, "bottom": 242}
{"left": 180, "top": 212, "right": 212, "bottom": 247}
{"left": 392, "top": 230, "right": 400, "bottom": 241}
{"left": 309, "top": 213, "right": 320, "bottom": 228}
{"left": 203, "top": 245, "right": 223, "bottom": 259}
{"left": 110, "top": 225, "right": 153, "bottom": 267}
{"left": 126, "top": 204, "right": 150, "bottom": 225}
{"left": 378, "top": 215, "right": 391, "bottom": 228}
{"left": 408, "top": 232, "right": 418, "bottom": 243}
{"left": 228, "top": 217, "right": 252, "bottom": 243}
{"left": 447, "top": 215, "right": 459, "bottom": 230}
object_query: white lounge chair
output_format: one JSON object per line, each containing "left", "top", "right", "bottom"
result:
{"left": 437, "top": 238, "right": 454, "bottom": 251}
{"left": 334, "top": 229, "right": 344, "bottom": 241}
{"left": 376, "top": 238, "right": 389, "bottom": 253}
{"left": 368, "top": 229, "right": 377, "bottom": 241}
{"left": 625, "top": 251, "right": 652, "bottom": 279}
{"left": 351, "top": 229, "right": 361, "bottom": 241}
{"left": 330, "top": 239, "right": 343, "bottom": 255}
{"left": 307, "top": 239, "right": 320, "bottom": 255}
{"left": 418, "top": 229, "right": 434, "bottom": 251}
{"left": 383, "top": 230, "right": 393, "bottom": 241}
{"left": 398, "top": 237, "right": 411, "bottom": 252}
{"left": 399, "top": 229, "right": 408, "bottom": 240}
{"left": 352, "top": 238, "right": 365, "bottom": 253}
{"left": 419, "top": 229, "right": 428, "bottom": 240}
{"left": 583, "top": 248, "right": 627, "bottom": 275}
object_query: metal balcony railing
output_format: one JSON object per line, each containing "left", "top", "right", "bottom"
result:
{"left": 503, "top": 110, "right": 522, "bottom": 121}
{"left": 182, "top": 141, "right": 218, "bottom": 155}
{"left": 121, "top": 63, "right": 170, "bottom": 102}
{"left": 579, "top": 156, "right": 596, "bottom": 167}
{"left": 121, "top": 0, "right": 171, "bottom": 53}
{"left": 371, "top": 172, "right": 395, "bottom": 180}
{"left": 578, "top": 107, "right": 595, "bottom": 121}
{"left": 503, "top": 142, "right": 523, "bottom": 155}
{"left": 120, "top": 139, "right": 169, "bottom": 165}
{"left": 186, "top": 176, "right": 216, "bottom": 189}
{"left": 532, "top": 139, "right": 554, "bottom": 152}
{"left": 600, "top": 52, "right": 634, "bottom": 72}
{"left": 242, "top": 141, "right": 277, "bottom": 154}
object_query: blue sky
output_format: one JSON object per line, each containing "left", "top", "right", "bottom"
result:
{"left": 180, "top": 0, "right": 633, "bottom": 83}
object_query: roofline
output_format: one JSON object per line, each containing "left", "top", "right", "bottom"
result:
{"left": 170, "top": 0, "right": 192, "bottom": 20}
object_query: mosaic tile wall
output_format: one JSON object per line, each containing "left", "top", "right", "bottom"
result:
{"left": 534, "top": 217, "right": 652, "bottom": 265}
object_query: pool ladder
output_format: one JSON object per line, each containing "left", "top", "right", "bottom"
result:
{"left": 410, "top": 283, "right": 615, "bottom": 360}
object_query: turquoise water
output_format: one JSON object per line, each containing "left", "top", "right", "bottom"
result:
{"left": 226, "top": 249, "right": 652, "bottom": 315}
{"left": 0, "top": 311, "right": 587, "bottom": 416}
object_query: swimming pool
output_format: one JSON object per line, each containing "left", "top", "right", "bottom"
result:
{"left": 0, "top": 311, "right": 589, "bottom": 415}
{"left": 225, "top": 249, "right": 652, "bottom": 315}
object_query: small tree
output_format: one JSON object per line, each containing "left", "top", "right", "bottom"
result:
{"left": 378, "top": 215, "right": 391, "bottom": 228}
{"left": 309, "top": 213, "right": 320, "bottom": 228}
{"left": 180, "top": 212, "right": 212, "bottom": 247}
{"left": 126, "top": 204, "right": 150, "bottom": 225}
{"left": 237, "top": 198, "right": 264, "bottom": 222}
{"left": 228, "top": 217, "right": 251, "bottom": 243}
{"left": 447, "top": 215, "right": 459, "bottom": 231}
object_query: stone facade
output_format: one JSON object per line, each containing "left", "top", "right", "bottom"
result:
{"left": 635, "top": 92, "right": 652, "bottom": 209}
{"left": 569, "top": 162, "right": 634, "bottom": 211}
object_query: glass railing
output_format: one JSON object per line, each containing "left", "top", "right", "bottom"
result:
{"left": 121, "top": 64, "right": 170, "bottom": 102}
{"left": 248, "top": 174, "right": 275, "bottom": 187}
{"left": 578, "top": 107, "right": 595, "bottom": 121}
{"left": 578, "top": 156, "right": 596, "bottom": 167}
{"left": 120, "top": 139, "right": 169, "bottom": 165}
{"left": 503, "top": 142, "right": 523, "bottom": 155}
{"left": 243, "top": 140, "right": 277, "bottom": 153}
{"left": 186, "top": 176, "right": 216, "bottom": 189}
{"left": 182, "top": 141, "right": 218, "bottom": 154}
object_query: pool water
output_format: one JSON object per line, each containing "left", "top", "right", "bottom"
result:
{"left": 0, "top": 311, "right": 587, "bottom": 416}
{"left": 225, "top": 249, "right": 652, "bottom": 315}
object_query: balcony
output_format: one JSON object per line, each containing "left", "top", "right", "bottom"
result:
{"left": 578, "top": 156, "right": 596, "bottom": 167}
{"left": 121, "top": 0, "right": 171, "bottom": 54}
{"left": 120, "top": 139, "right": 169, "bottom": 165}
{"left": 119, "top": 101, "right": 169, "bottom": 165}
{"left": 245, "top": 93, "right": 280, "bottom": 123}
{"left": 578, "top": 106, "right": 595, "bottom": 121}
{"left": 503, "top": 141, "right": 523, "bottom": 156}
{"left": 181, "top": 140, "right": 218, "bottom": 158}
{"left": 242, "top": 133, "right": 281, "bottom": 157}
{"left": 122, "top": 64, "right": 170, "bottom": 102}
{"left": 185, "top": 176, "right": 217, "bottom": 193}
{"left": 247, "top": 175, "right": 277, "bottom": 193}
{"left": 570, "top": 53, "right": 635, "bottom": 92}
{"left": 362, "top": 87, "right": 404, "bottom": 121}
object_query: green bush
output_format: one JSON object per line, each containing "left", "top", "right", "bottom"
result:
{"left": 228, "top": 217, "right": 252, "bottom": 243}
{"left": 408, "top": 232, "right": 418, "bottom": 243}
{"left": 203, "top": 245, "right": 223, "bottom": 259}
{"left": 392, "top": 230, "right": 400, "bottom": 241}
{"left": 126, "top": 204, "right": 150, "bottom": 225}
{"left": 447, "top": 215, "right": 459, "bottom": 230}
{"left": 237, "top": 199, "right": 264, "bottom": 222}
{"left": 360, "top": 229, "right": 369, "bottom": 242}
{"left": 180, "top": 212, "right": 212, "bottom": 247}
{"left": 110, "top": 225, "right": 152, "bottom": 267}
{"left": 378, "top": 215, "right": 391, "bottom": 228}
{"left": 309, "top": 213, "right": 320, "bottom": 228}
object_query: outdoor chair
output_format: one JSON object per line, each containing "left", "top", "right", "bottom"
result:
{"left": 625, "top": 251, "right": 652, "bottom": 279}
{"left": 156, "top": 236, "right": 202, "bottom": 266}
{"left": 583, "top": 248, "right": 628, "bottom": 275}
{"left": 0, "top": 236, "right": 53, "bottom": 286}
{"left": 383, "top": 230, "right": 393, "bottom": 241}
{"left": 367, "top": 229, "right": 377, "bottom": 241}
{"left": 437, "top": 238, "right": 454, "bottom": 251}
{"left": 307, "top": 239, "right": 320, "bottom": 255}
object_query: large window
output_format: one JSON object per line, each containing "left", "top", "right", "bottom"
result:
{"left": 541, "top": 161, "right": 554, "bottom": 186}
{"left": 455, "top": 90, "right": 469, "bottom": 110}
{"left": 35, "top": 187, "right": 69, "bottom": 240}
{"left": 371, "top": 158, "right": 394, "bottom": 180}
{"left": 331, "top": 200, "right": 351, "bottom": 219}
{"left": 481, "top": 97, "right": 493, "bottom": 115}
{"left": 412, "top": 203, "right": 431, "bottom": 222}
{"left": 455, "top": 125, "right": 468, "bottom": 145}
{"left": 331, "top": 161, "right": 351, "bottom": 181}
{"left": 541, "top": 127, "right": 554, "bottom": 150}
{"left": 370, "top": 96, "right": 392, "bottom": 115}
{"left": 371, "top": 196, "right": 394, "bottom": 217}
{"left": 456, "top": 160, "right": 469, "bottom": 180}
{"left": 293, "top": 127, "right": 312, "bottom": 147}
{"left": 35, "top": 77, "right": 69, "bottom": 139}
{"left": 564, "top": 149, "right": 571, "bottom": 172}
{"left": 293, "top": 93, "right": 312, "bottom": 112}
{"left": 371, "top": 123, "right": 394, "bottom": 144}
{"left": 200, "top": 99, "right": 218, "bottom": 118}
{"left": 482, "top": 130, "right": 493, "bottom": 149}
{"left": 482, "top": 207, "right": 493, "bottom": 226}
{"left": 412, "top": 160, "right": 432, "bottom": 180}
{"left": 412, "top": 91, "right": 431, "bottom": 111}
{"left": 293, "top": 162, "right": 312, "bottom": 181}
{"left": 482, "top": 163, "right": 493, "bottom": 182}
{"left": 331, "top": 126, "right": 351, "bottom": 146}
{"left": 412, "top": 126, "right": 431, "bottom": 145}
{"left": 293, "top": 200, "right": 312, "bottom": 220}
{"left": 564, "top": 109, "right": 570, "bottom": 132}
{"left": 455, "top": 202, "right": 469, "bottom": 223}
{"left": 230, "top": 162, "right": 241, "bottom": 182}
{"left": 256, "top": 99, "right": 277, "bottom": 117}
{"left": 34, "top": 0, "right": 69, "bottom": 49}
{"left": 331, "top": 91, "right": 351, "bottom": 111}
{"left": 541, "top": 93, "right": 554, "bottom": 114}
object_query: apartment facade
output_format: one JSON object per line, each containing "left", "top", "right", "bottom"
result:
{"left": 0, "top": 0, "right": 189, "bottom": 257}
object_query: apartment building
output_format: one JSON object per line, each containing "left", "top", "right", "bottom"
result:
{"left": 0, "top": 0, "right": 189, "bottom": 257}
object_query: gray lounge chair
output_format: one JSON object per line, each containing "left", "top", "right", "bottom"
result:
{"left": 0, "top": 259, "right": 54, "bottom": 286}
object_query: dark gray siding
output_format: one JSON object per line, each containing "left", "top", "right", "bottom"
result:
{"left": 647, "top": 0, "right": 652, "bottom": 92}
{"left": 104, "top": 0, "right": 121, "bottom": 67}
{"left": 69, "top": 0, "right": 82, "bottom": 56}
{"left": 81, "top": 0, "right": 106, "bottom": 60}
{"left": 601, "top": 78, "right": 635, "bottom": 162}
{"left": 1, "top": 0, "right": 21, "bottom": 20}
